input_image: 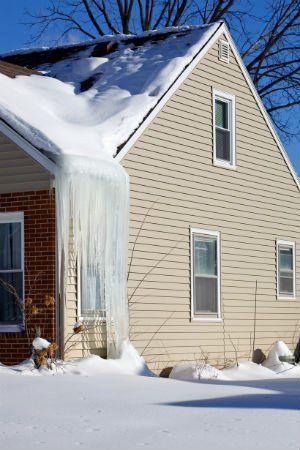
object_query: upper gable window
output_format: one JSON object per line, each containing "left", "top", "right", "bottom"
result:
{"left": 213, "top": 90, "right": 236, "bottom": 169}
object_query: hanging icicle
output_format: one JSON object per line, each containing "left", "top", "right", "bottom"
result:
{"left": 55, "top": 154, "right": 129, "bottom": 358}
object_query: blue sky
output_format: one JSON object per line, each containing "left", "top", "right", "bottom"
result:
{"left": 0, "top": 0, "right": 299, "bottom": 173}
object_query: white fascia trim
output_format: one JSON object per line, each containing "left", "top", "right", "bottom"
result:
{"left": 222, "top": 26, "right": 300, "bottom": 192}
{"left": 190, "top": 227, "right": 222, "bottom": 322}
{"left": 213, "top": 88, "right": 236, "bottom": 169}
{"left": 115, "top": 22, "right": 225, "bottom": 163}
{"left": 0, "top": 120, "right": 57, "bottom": 176}
{"left": 276, "top": 239, "right": 296, "bottom": 300}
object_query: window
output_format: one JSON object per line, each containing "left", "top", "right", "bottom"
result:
{"left": 78, "top": 263, "right": 105, "bottom": 320}
{"left": 277, "top": 240, "right": 296, "bottom": 299}
{"left": 191, "top": 228, "right": 221, "bottom": 319}
{"left": 0, "top": 212, "right": 24, "bottom": 331}
{"left": 213, "top": 90, "right": 236, "bottom": 168}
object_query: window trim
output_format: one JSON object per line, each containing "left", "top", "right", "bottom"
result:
{"left": 277, "top": 239, "right": 296, "bottom": 300}
{"left": 0, "top": 211, "right": 25, "bottom": 332}
{"left": 190, "top": 228, "right": 222, "bottom": 322}
{"left": 213, "top": 89, "right": 236, "bottom": 169}
{"left": 76, "top": 260, "right": 106, "bottom": 322}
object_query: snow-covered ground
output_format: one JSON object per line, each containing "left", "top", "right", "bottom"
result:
{"left": 1, "top": 341, "right": 300, "bottom": 450}
{"left": 0, "top": 368, "right": 300, "bottom": 450}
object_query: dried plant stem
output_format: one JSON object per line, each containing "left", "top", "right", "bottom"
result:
{"left": 252, "top": 279, "right": 258, "bottom": 355}
{"left": 229, "top": 334, "right": 239, "bottom": 367}
{"left": 127, "top": 199, "right": 158, "bottom": 282}
{"left": 140, "top": 313, "right": 173, "bottom": 357}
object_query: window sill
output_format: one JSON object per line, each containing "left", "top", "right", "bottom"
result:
{"left": 213, "top": 159, "right": 236, "bottom": 170}
{"left": 277, "top": 295, "right": 296, "bottom": 301}
{"left": 191, "top": 316, "right": 222, "bottom": 323}
{"left": 79, "top": 316, "right": 106, "bottom": 323}
{"left": 0, "top": 323, "right": 25, "bottom": 333}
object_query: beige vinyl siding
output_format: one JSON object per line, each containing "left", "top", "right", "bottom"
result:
{"left": 0, "top": 132, "right": 51, "bottom": 192}
{"left": 121, "top": 36, "right": 300, "bottom": 373}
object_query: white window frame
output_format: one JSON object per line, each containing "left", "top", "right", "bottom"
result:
{"left": 0, "top": 211, "right": 25, "bottom": 332}
{"left": 190, "top": 228, "right": 222, "bottom": 322}
{"left": 77, "top": 261, "right": 106, "bottom": 322}
{"left": 213, "top": 89, "right": 236, "bottom": 169}
{"left": 277, "top": 239, "right": 296, "bottom": 300}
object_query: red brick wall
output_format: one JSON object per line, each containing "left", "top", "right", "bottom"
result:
{"left": 0, "top": 190, "right": 56, "bottom": 364}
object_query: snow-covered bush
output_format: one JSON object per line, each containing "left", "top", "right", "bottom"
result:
{"left": 32, "top": 337, "right": 58, "bottom": 369}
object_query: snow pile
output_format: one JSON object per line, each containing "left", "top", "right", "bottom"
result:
{"left": 170, "top": 342, "right": 300, "bottom": 382}
{"left": 169, "top": 361, "right": 229, "bottom": 381}
{"left": 262, "top": 341, "right": 300, "bottom": 377}
{"left": 0, "top": 341, "right": 154, "bottom": 377}
{"left": 64, "top": 341, "right": 153, "bottom": 377}
{"left": 0, "top": 359, "right": 38, "bottom": 376}
{"left": 32, "top": 337, "right": 51, "bottom": 350}
{"left": 222, "top": 362, "right": 277, "bottom": 380}
{"left": 0, "top": 23, "right": 220, "bottom": 159}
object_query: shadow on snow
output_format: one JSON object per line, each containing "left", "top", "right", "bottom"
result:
{"left": 160, "top": 377, "right": 300, "bottom": 411}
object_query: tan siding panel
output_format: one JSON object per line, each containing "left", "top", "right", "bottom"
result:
{"left": 0, "top": 133, "right": 51, "bottom": 192}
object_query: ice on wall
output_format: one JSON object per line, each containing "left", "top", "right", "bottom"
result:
{"left": 56, "top": 155, "right": 129, "bottom": 358}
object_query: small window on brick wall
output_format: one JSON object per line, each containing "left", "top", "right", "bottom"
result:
{"left": 0, "top": 212, "right": 24, "bottom": 331}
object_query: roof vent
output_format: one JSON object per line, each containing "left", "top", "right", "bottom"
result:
{"left": 219, "top": 40, "right": 229, "bottom": 63}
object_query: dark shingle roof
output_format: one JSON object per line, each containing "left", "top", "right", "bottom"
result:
{"left": 0, "top": 32, "right": 184, "bottom": 70}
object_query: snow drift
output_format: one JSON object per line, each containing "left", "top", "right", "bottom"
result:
{"left": 262, "top": 341, "right": 300, "bottom": 377}
{"left": 0, "top": 341, "right": 153, "bottom": 377}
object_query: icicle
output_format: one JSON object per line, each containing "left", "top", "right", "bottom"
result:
{"left": 55, "top": 154, "right": 129, "bottom": 358}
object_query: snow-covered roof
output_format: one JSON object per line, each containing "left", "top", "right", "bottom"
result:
{"left": 0, "top": 23, "right": 220, "bottom": 160}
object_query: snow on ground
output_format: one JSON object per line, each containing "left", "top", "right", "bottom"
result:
{"left": 0, "top": 23, "right": 220, "bottom": 159}
{"left": 1, "top": 340, "right": 300, "bottom": 450}
{"left": 0, "top": 367, "right": 300, "bottom": 450}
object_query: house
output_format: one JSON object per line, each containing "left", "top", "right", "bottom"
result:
{"left": 0, "top": 22, "right": 299, "bottom": 373}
